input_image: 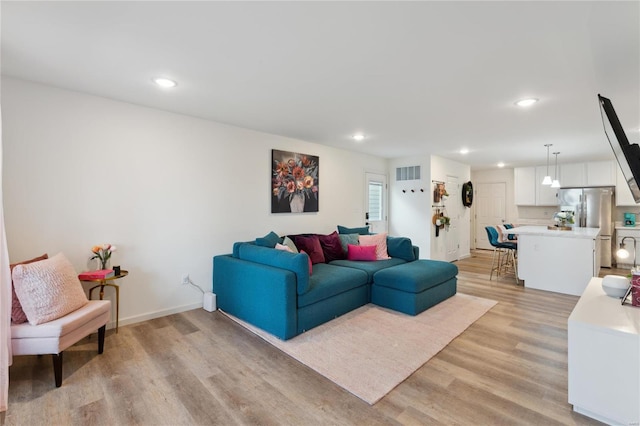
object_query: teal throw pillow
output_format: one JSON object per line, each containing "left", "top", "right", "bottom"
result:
{"left": 386, "top": 236, "right": 415, "bottom": 261}
{"left": 255, "top": 231, "right": 281, "bottom": 248}
{"left": 338, "top": 234, "right": 359, "bottom": 254}
{"left": 337, "top": 225, "right": 370, "bottom": 235}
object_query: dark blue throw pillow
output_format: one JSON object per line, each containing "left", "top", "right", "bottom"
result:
{"left": 256, "top": 231, "right": 281, "bottom": 248}
{"left": 504, "top": 224, "right": 517, "bottom": 241}
{"left": 337, "top": 225, "right": 370, "bottom": 235}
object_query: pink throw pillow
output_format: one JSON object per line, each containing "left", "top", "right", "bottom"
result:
{"left": 347, "top": 244, "right": 377, "bottom": 261}
{"left": 275, "top": 243, "right": 293, "bottom": 253}
{"left": 12, "top": 252, "right": 88, "bottom": 325}
{"left": 358, "top": 233, "right": 390, "bottom": 260}
{"left": 10, "top": 253, "right": 49, "bottom": 324}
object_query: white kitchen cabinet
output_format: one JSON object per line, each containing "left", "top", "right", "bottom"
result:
{"left": 559, "top": 163, "right": 586, "bottom": 187}
{"left": 514, "top": 166, "right": 558, "bottom": 206}
{"left": 535, "top": 166, "right": 558, "bottom": 205}
{"left": 615, "top": 164, "right": 638, "bottom": 206}
{"left": 514, "top": 167, "right": 536, "bottom": 205}
{"left": 586, "top": 160, "right": 615, "bottom": 186}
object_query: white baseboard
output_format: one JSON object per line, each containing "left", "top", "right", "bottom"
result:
{"left": 105, "top": 302, "right": 204, "bottom": 330}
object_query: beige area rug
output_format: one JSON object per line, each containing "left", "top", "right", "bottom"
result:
{"left": 223, "top": 293, "right": 497, "bottom": 404}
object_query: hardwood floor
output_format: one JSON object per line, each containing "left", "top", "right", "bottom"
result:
{"left": 4, "top": 250, "right": 614, "bottom": 425}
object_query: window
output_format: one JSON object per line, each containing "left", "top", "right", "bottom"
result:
{"left": 368, "top": 181, "right": 383, "bottom": 221}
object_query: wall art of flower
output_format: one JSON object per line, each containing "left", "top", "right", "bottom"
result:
{"left": 271, "top": 149, "right": 319, "bottom": 213}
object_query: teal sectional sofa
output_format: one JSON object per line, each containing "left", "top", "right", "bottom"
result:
{"left": 213, "top": 232, "right": 458, "bottom": 340}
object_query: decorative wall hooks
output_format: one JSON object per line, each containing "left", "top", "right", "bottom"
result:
{"left": 401, "top": 188, "right": 425, "bottom": 194}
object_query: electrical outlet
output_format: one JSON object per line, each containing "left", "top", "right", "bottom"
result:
{"left": 181, "top": 273, "right": 190, "bottom": 285}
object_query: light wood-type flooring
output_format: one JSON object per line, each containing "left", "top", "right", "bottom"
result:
{"left": 3, "top": 250, "right": 617, "bottom": 425}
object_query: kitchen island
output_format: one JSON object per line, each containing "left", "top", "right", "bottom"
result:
{"left": 507, "top": 226, "right": 601, "bottom": 296}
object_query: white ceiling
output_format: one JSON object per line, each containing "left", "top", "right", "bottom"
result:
{"left": 2, "top": 1, "right": 639, "bottom": 170}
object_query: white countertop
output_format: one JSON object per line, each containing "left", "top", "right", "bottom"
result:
{"left": 616, "top": 225, "right": 640, "bottom": 231}
{"left": 569, "top": 277, "right": 639, "bottom": 336}
{"left": 506, "top": 225, "right": 600, "bottom": 239}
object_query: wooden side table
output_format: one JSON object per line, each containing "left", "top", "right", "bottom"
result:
{"left": 81, "top": 270, "right": 128, "bottom": 333}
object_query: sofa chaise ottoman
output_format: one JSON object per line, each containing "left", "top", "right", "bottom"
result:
{"left": 371, "top": 260, "right": 458, "bottom": 315}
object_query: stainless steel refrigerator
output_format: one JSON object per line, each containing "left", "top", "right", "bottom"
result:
{"left": 557, "top": 186, "right": 614, "bottom": 267}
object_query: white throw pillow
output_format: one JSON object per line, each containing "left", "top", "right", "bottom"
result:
{"left": 12, "top": 252, "right": 89, "bottom": 325}
{"left": 282, "top": 236, "right": 299, "bottom": 253}
{"left": 496, "top": 225, "right": 508, "bottom": 243}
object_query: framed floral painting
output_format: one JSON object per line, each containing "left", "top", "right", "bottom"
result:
{"left": 272, "top": 149, "right": 319, "bottom": 213}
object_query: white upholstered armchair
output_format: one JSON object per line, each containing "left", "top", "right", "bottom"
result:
{"left": 10, "top": 253, "right": 111, "bottom": 387}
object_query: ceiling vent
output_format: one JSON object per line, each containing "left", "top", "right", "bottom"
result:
{"left": 396, "top": 165, "right": 421, "bottom": 181}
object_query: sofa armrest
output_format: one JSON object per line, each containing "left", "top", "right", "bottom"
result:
{"left": 234, "top": 243, "right": 310, "bottom": 294}
{"left": 213, "top": 255, "right": 297, "bottom": 340}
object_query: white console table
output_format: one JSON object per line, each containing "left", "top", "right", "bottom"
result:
{"left": 568, "top": 277, "right": 640, "bottom": 425}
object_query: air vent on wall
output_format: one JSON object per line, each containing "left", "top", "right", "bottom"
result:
{"left": 396, "top": 165, "right": 421, "bottom": 181}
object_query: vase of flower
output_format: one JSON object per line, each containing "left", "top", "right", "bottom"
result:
{"left": 290, "top": 193, "right": 305, "bottom": 213}
{"left": 90, "top": 244, "right": 116, "bottom": 270}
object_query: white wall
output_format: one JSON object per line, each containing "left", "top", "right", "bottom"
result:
{"left": 388, "top": 155, "right": 471, "bottom": 261}
{"left": 1, "top": 77, "right": 387, "bottom": 327}
{"left": 388, "top": 157, "right": 431, "bottom": 258}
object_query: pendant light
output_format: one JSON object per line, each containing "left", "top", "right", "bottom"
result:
{"left": 541, "top": 144, "right": 552, "bottom": 185}
{"left": 551, "top": 152, "right": 561, "bottom": 188}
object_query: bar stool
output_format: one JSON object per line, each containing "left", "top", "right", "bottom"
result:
{"left": 485, "top": 226, "right": 519, "bottom": 284}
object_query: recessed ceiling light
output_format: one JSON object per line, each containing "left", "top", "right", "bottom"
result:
{"left": 459, "top": 148, "right": 469, "bottom": 155}
{"left": 352, "top": 133, "right": 365, "bottom": 142}
{"left": 497, "top": 162, "right": 505, "bottom": 168}
{"left": 152, "top": 77, "right": 177, "bottom": 88}
{"left": 515, "top": 98, "right": 539, "bottom": 107}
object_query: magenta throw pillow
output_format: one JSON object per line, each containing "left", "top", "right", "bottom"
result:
{"left": 318, "top": 231, "right": 346, "bottom": 262}
{"left": 347, "top": 244, "right": 377, "bottom": 261}
{"left": 295, "top": 235, "right": 325, "bottom": 264}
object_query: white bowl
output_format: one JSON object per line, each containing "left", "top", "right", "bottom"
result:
{"left": 602, "top": 275, "right": 630, "bottom": 298}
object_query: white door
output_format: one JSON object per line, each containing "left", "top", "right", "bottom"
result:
{"left": 445, "top": 175, "right": 460, "bottom": 262}
{"left": 475, "top": 182, "right": 506, "bottom": 250}
{"left": 365, "top": 172, "right": 387, "bottom": 234}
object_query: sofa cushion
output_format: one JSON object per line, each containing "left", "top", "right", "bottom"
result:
{"left": 359, "top": 233, "right": 390, "bottom": 260}
{"left": 294, "top": 235, "right": 325, "bottom": 264}
{"left": 329, "top": 257, "right": 407, "bottom": 282}
{"left": 256, "top": 231, "right": 281, "bottom": 248}
{"left": 236, "top": 243, "right": 310, "bottom": 294}
{"left": 337, "top": 225, "right": 369, "bottom": 235}
{"left": 298, "top": 263, "right": 368, "bottom": 308}
{"left": 386, "top": 237, "right": 415, "bottom": 261}
{"left": 300, "top": 250, "right": 313, "bottom": 275}
{"left": 347, "top": 244, "right": 377, "bottom": 261}
{"left": 318, "top": 231, "right": 346, "bottom": 262}
{"left": 373, "top": 259, "right": 459, "bottom": 293}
